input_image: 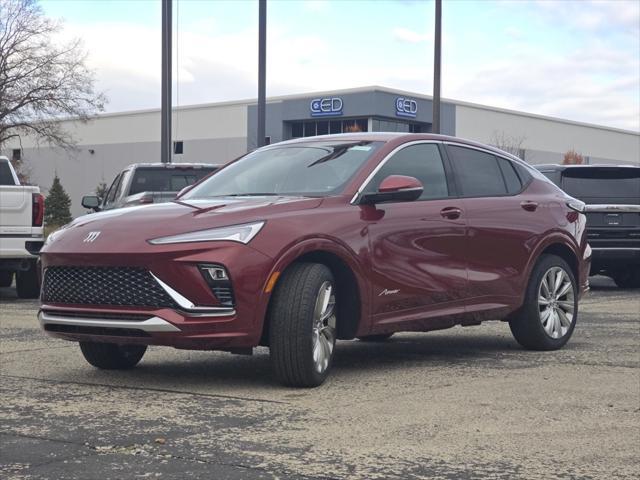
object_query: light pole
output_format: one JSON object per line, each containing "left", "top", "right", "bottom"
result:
{"left": 257, "top": 0, "right": 267, "bottom": 147}
{"left": 161, "top": 0, "right": 172, "bottom": 163}
{"left": 432, "top": 0, "right": 442, "bottom": 134}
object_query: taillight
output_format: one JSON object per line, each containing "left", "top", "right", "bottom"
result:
{"left": 32, "top": 193, "right": 44, "bottom": 227}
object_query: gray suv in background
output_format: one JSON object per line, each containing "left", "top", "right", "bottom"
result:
{"left": 536, "top": 164, "right": 640, "bottom": 288}
{"left": 82, "top": 163, "right": 219, "bottom": 212}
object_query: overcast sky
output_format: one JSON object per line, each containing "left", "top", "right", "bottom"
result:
{"left": 42, "top": 0, "right": 640, "bottom": 131}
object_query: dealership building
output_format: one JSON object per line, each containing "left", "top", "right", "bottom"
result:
{"left": 3, "top": 86, "right": 639, "bottom": 217}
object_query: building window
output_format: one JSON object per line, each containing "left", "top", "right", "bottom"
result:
{"left": 12, "top": 149, "right": 21, "bottom": 161}
{"left": 173, "top": 141, "right": 184, "bottom": 155}
{"left": 289, "top": 118, "right": 369, "bottom": 139}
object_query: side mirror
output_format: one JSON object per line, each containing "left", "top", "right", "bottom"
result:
{"left": 81, "top": 195, "right": 101, "bottom": 211}
{"left": 360, "top": 175, "right": 423, "bottom": 205}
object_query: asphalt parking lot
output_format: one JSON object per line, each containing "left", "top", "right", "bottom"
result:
{"left": 1, "top": 276, "right": 638, "bottom": 480}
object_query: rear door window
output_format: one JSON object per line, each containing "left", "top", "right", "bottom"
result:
{"left": 364, "top": 143, "right": 449, "bottom": 200}
{"left": 447, "top": 145, "right": 507, "bottom": 197}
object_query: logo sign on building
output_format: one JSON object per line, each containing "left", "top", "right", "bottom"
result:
{"left": 310, "top": 97, "right": 343, "bottom": 117}
{"left": 395, "top": 97, "right": 418, "bottom": 118}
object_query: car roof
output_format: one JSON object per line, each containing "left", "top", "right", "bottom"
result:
{"left": 124, "top": 162, "right": 221, "bottom": 170}
{"left": 273, "top": 132, "right": 525, "bottom": 163}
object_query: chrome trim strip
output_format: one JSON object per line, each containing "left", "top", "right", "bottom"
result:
{"left": 38, "top": 311, "right": 181, "bottom": 332}
{"left": 585, "top": 204, "right": 640, "bottom": 213}
{"left": 591, "top": 247, "right": 640, "bottom": 251}
{"left": 350, "top": 140, "right": 440, "bottom": 205}
{"left": 151, "top": 273, "right": 236, "bottom": 316}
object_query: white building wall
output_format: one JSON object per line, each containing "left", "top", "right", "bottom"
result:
{"left": 455, "top": 104, "right": 640, "bottom": 165}
{"left": 2, "top": 102, "right": 250, "bottom": 217}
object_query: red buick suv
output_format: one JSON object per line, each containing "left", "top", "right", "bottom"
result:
{"left": 39, "top": 133, "right": 591, "bottom": 387}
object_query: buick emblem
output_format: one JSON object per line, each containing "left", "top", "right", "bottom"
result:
{"left": 83, "top": 231, "right": 101, "bottom": 243}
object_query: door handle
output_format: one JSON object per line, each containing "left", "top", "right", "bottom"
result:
{"left": 521, "top": 200, "right": 538, "bottom": 212}
{"left": 440, "top": 207, "right": 462, "bottom": 220}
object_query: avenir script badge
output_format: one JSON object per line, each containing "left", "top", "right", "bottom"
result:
{"left": 378, "top": 288, "right": 400, "bottom": 296}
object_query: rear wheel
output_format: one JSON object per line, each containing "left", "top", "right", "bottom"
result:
{"left": 612, "top": 268, "right": 640, "bottom": 289}
{"left": 16, "top": 261, "right": 40, "bottom": 299}
{"left": 269, "top": 263, "right": 337, "bottom": 387}
{"left": 357, "top": 333, "right": 394, "bottom": 342}
{"left": 509, "top": 254, "right": 578, "bottom": 350}
{"left": 80, "top": 342, "right": 147, "bottom": 369}
{"left": 0, "top": 271, "right": 13, "bottom": 288}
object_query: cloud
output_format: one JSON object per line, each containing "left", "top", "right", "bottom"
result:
{"left": 51, "top": 1, "right": 638, "bottom": 132}
{"left": 392, "top": 27, "right": 430, "bottom": 44}
{"left": 304, "top": 0, "right": 329, "bottom": 12}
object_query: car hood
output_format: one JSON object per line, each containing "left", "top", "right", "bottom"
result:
{"left": 44, "top": 196, "right": 323, "bottom": 252}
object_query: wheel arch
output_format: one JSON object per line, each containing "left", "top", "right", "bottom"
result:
{"left": 260, "top": 239, "right": 368, "bottom": 344}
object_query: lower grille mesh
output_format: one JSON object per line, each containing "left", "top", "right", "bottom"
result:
{"left": 42, "top": 266, "right": 176, "bottom": 308}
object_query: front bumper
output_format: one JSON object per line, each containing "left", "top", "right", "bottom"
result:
{"left": 38, "top": 242, "right": 275, "bottom": 349}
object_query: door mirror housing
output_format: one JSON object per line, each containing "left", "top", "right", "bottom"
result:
{"left": 359, "top": 175, "right": 423, "bottom": 205}
{"left": 81, "top": 195, "right": 101, "bottom": 211}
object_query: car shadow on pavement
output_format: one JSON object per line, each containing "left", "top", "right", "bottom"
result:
{"left": 66, "top": 328, "right": 577, "bottom": 391}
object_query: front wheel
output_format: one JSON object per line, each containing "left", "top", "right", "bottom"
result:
{"left": 509, "top": 254, "right": 578, "bottom": 350}
{"left": 269, "top": 263, "right": 337, "bottom": 387}
{"left": 80, "top": 342, "right": 147, "bottom": 369}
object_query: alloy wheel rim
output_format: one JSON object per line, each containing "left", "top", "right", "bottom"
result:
{"left": 312, "top": 281, "right": 336, "bottom": 374}
{"left": 538, "top": 266, "right": 575, "bottom": 339}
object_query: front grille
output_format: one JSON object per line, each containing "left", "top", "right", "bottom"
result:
{"left": 42, "top": 266, "right": 176, "bottom": 308}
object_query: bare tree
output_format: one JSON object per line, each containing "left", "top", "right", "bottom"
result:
{"left": 490, "top": 131, "right": 527, "bottom": 160}
{"left": 0, "top": 0, "right": 106, "bottom": 150}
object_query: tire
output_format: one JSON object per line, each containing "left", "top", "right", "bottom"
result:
{"left": 16, "top": 261, "right": 40, "bottom": 299}
{"left": 0, "top": 271, "right": 13, "bottom": 288}
{"left": 612, "top": 269, "right": 640, "bottom": 289}
{"left": 80, "top": 342, "right": 147, "bottom": 369}
{"left": 509, "top": 254, "right": 578, "bottom": 351}
{"left": 357, "top": 333, "right": 394, "bottom": 342}
{"left": 268, "top": 263, "right": 337, "bottom": 388}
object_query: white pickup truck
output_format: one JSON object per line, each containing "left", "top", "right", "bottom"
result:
{"left": 0, "top": 156, "right": 44, "bottom": 298}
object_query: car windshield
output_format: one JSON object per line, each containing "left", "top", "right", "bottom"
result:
{"left": 129, "top": 167, "right": 217, "bottom": 195}
{"left": 183, "top": 141, "right": 382, "bottom": 198}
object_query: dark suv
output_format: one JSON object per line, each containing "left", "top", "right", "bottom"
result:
{"left": 535, "top": 164, "right": 640, "bottom": 288}
{"left": 39, "top": 134, "right": 590, "bottom": 387}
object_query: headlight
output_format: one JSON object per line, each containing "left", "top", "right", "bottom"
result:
{"left": 148, "top": 221, "right": 265, "bottom": 245}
